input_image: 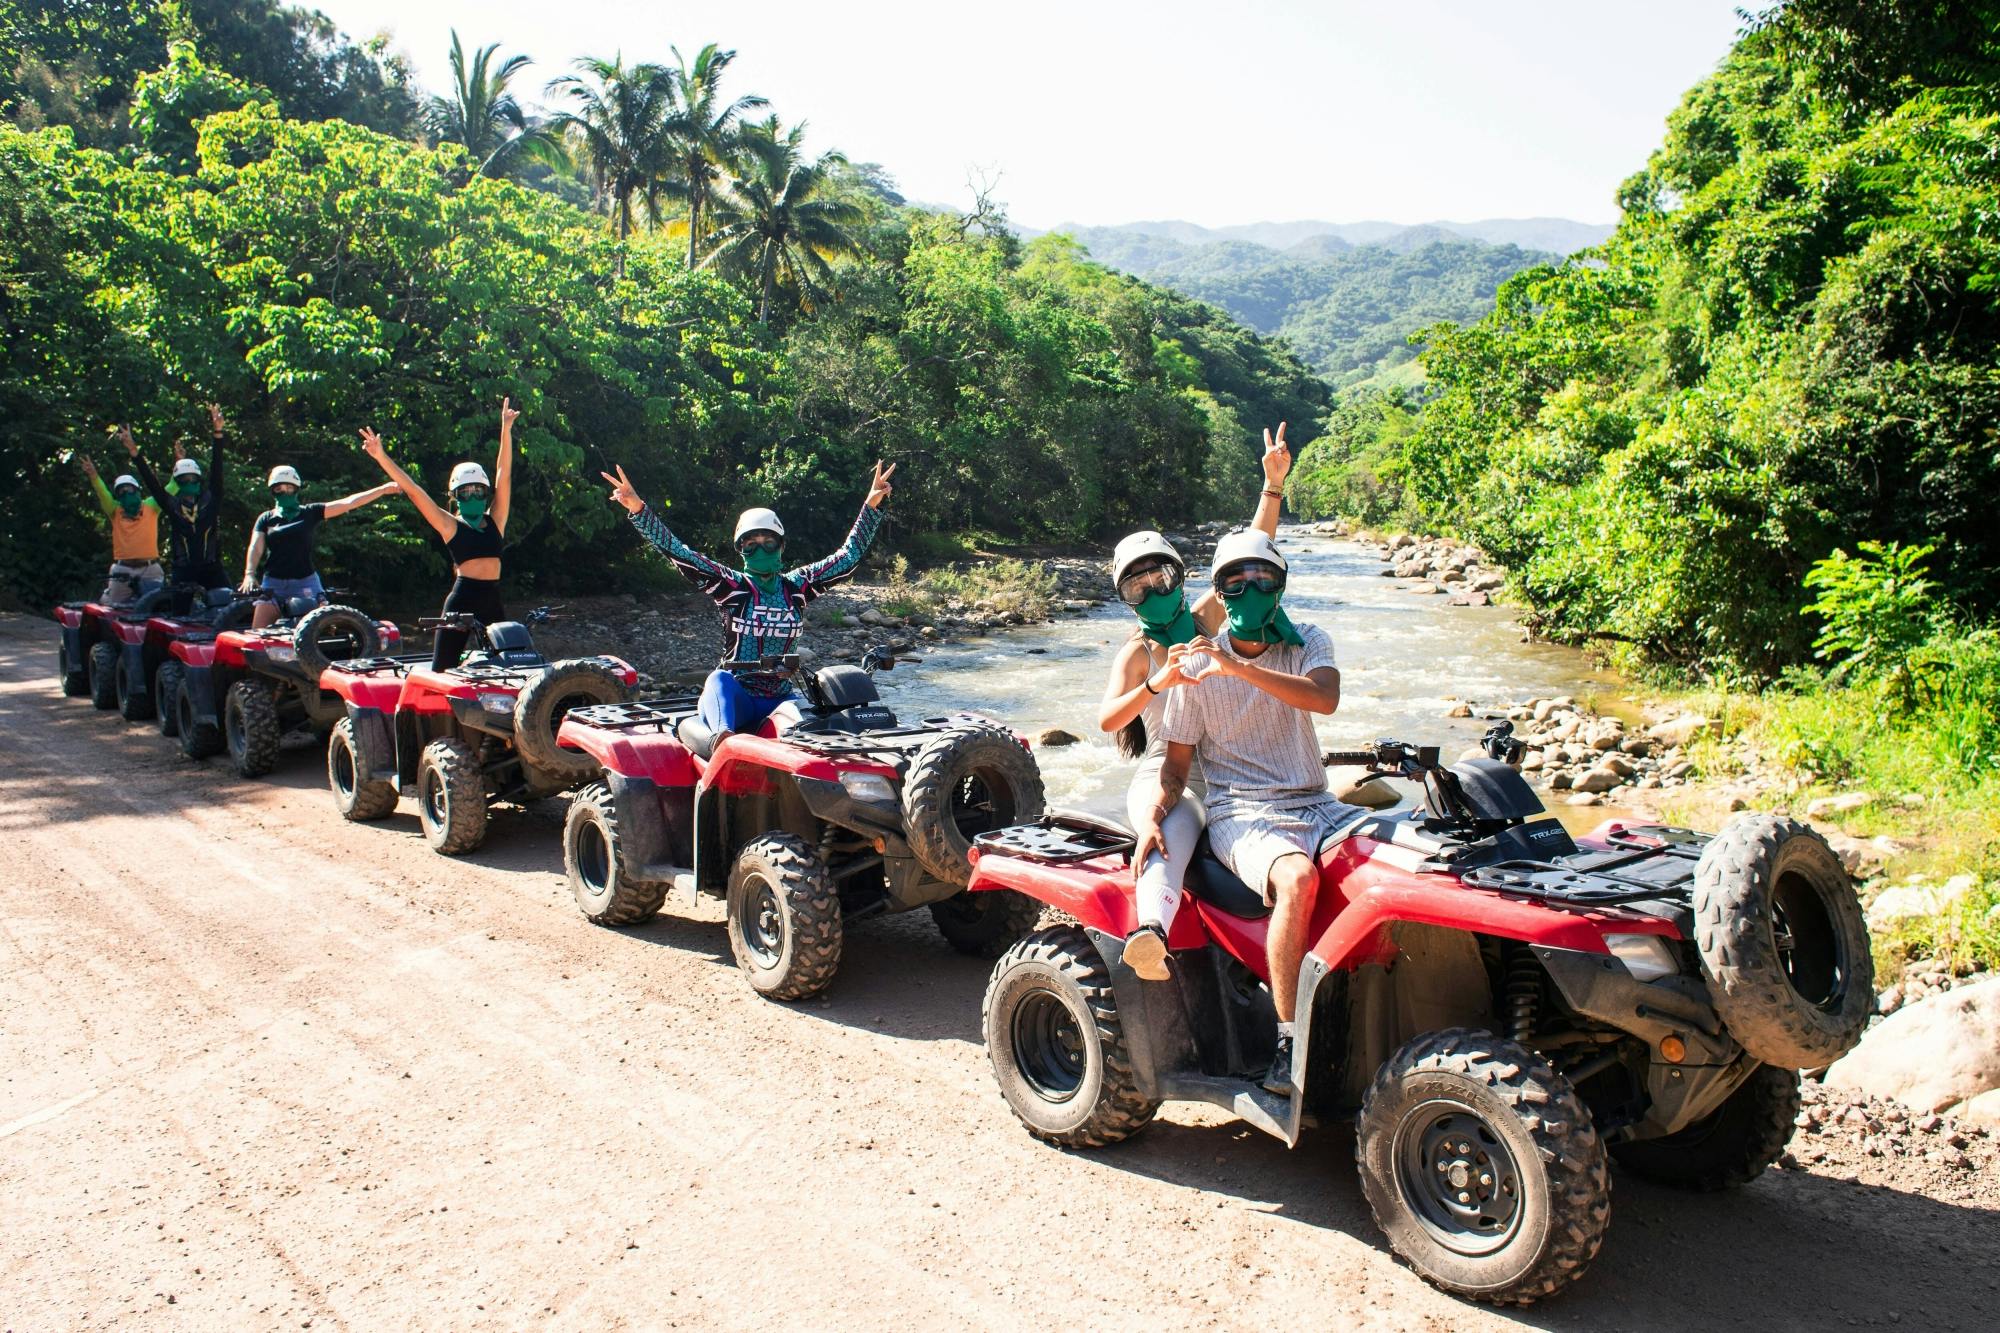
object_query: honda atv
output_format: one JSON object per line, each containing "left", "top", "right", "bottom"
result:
{"left": 318, "top": 611, "right": 635, "bottom": 855}
{"left": 553, "top": 650, "right": 1048, "bottom": 1001}
{"left": 969, "top": 725, "right": 1872, "bottom": 1306}
{"left": 53, "top": 584, "right": 245, "bottom": 723}
{"left": 167, "top": 592, "right": 400, "bottom": 776}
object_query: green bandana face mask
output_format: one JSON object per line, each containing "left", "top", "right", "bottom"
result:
{"left": 1223, "top": 585, "right": 1304, "bottom": 646}
{"left": 273, "top": 493, "right": 302, "bottom": 519}
{"left": 117, "top": 492, "right": 144, "bottom": 518}
{"left": 742, "top": 546, "right": 784, "bottom": 578}
{"left": 1133, "top": 589, "right": 1197, "bottom": 645}
{"left": 458, "top": 495, "right": 488, "bottom": 526}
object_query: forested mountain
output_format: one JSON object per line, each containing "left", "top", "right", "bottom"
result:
{"left": 0, "top": 2, "right": 1331, "bottom": 611}
{"left": 1036, "top": 217, "right": 1611, "bottom": 255}
{"left": 1289, "top": 0, "right": 2000, "bottom": 678}
{"left": 1058, "top": 224, "right": 1552, "bottom": 387}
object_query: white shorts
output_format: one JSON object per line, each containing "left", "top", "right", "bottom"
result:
{"left": 1205, "top": 795, "right": 1368, "bottom": 903}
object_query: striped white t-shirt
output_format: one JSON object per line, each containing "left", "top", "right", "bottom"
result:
{"left": 1157, "top": 622, "right": 1338, "bottom": 811}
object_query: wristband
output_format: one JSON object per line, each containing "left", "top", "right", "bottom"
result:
{"left": 1143, "top": 674, "right": 1159, "bottom": 695}
{"left": 1261, "top": 488, "right": 1283, "bottom": 498}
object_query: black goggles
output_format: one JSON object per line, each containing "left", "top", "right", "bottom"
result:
{"left": 271, "top": 484, "right": 300, "bottom": 496}
{"left": 1116, "top": 560, "right": 1184, "bottom": 605}
{"left": 1216, "top": 563, "right": 1285, "bottom": 598}
{"left": 453, "top": 484, "right": 490, "bottom": 501}
{"left": 737, "top": 533, "right": 783, "bottom": 554}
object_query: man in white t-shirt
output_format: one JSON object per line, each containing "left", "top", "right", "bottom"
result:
{"left": 1135, "top": 529, "right": 1363, "bottom": 1098}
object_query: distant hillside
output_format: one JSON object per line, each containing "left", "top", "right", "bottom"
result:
{"left": 1054, "top": 222, "right": 1559, "bottom": 388}
{"left": 1036, "top": 216, "right": 1612, "bottom": 257}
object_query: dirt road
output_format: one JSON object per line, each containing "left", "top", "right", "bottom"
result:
{"left": 1, "top": 612, "right": 1994, "bottom": 1331}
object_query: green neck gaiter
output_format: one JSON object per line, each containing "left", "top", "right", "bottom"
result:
{"left": 117, "top": 493, "right": 144, "bottom": 518}
{"left": 1224, "top": 586, "right": 1305, "bottom": 647}
{"left": 1134, "top": 589, "right": 1198, "bottom": 646}
{"left": 742, "top": 546, "right": 784, "bottom": 580}
{"left": 274, "top": 494, "right": 302, "bottom": 519}
{"left": 458, "top": 496, "right": 488, "bottom": 527}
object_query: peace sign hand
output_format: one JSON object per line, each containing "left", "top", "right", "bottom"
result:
{"left": 1261, "top": 421, "right": 1291, "bottom": 487}
{"left": 358, "top": 427, "right": 387, "bottom": 461}
{"left": 601, "top": 464, "right": 644, "bottom": 515}
{"left": 866, "top": 459, "right": 897, "bottom": 509}
{"left": 117, "top": 425, "right": 137, "bottom": 458}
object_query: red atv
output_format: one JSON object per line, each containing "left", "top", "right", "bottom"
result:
{"left": 554, "top": 650, "right": 1048, "bottom": 1000}
{"left": 54, "top": 583, "right": 247, "bottom": 724}
{"left": 168, "top": 593, "right": 400, "bottom": 776}
{"left": 969, "top": 726, "right": 1873, "bottom": 1306}
{"left": 317, "top": 610, "right": 636, "bottom": 855}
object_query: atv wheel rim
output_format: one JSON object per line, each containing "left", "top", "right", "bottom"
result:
{"left": 1394, "top": 1100, "right": 1524, "bottom": 1256}
{"left": 576, "top": 821, "right": 611, "bottom": 896}
{"left": 741, "top": 876, "right": 785, "bottom": 966}
{"left": 177, "top": 689, "right": 195, "bottom": 734}
{"left": 1771, "top": 869, "right": 1847, "bottom": 1011}
{"left": 331, "top": 740, "right": 357, "bottom": 798}
{"left": 950, "top": 770, "right": 1017, "bottom": 841}
{"left": 1011, "top": 987, "right": 1087, "bottom": 1103}
{"left": 421, "top": 768, "right": 447, "bottom": 829}
{"left": 224, "top": 698, "right": 244, "bottom": 757}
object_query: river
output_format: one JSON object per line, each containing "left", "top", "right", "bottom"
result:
{"left": 870, "top": 527, "right": 1628, "bottom": 828}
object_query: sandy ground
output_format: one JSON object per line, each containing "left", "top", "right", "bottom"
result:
{"left": 2, "top": 611, "right": 1997, "bottom": 1332}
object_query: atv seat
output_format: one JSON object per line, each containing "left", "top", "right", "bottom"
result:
{"left": 1185, "top": 836, "right": 1272, "bottom": 920}
{"left": 677, "top": 717, "right": 718, "bottom": 760}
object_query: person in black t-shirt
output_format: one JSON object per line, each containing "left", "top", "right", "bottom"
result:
{"left": 239, "top": 464, "right": 399, "bottom": 628}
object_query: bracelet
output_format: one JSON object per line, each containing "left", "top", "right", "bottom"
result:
{"left": 1261, "top": 488, "right": 1283, "bottom": 498}
{"left": 1142, "top": 674, "right": 1159, "bottom": 695}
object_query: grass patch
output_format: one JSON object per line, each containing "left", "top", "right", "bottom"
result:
{"left": 879, "top": 555, "right": 1058, "bottom": 623}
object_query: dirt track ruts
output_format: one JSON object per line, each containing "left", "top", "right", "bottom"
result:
{"left": 1, "top": 612, "right": 1995, "bottom": 1330}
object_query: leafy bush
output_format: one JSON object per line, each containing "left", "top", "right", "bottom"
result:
{"left": 1802, "top": 540, "right": 1940, "bottom": 688}
{"left": 877, "top": 555, "right": 1057, "bottom": 623}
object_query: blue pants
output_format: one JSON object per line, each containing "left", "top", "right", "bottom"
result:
{"left": 698, "top": 669, "right": 792, "bottom": 736}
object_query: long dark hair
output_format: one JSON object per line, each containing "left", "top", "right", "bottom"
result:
{"left": 1115, "top": 628, "right": 1152, "bottom": 759}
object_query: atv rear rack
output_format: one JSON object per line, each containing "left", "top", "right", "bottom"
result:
{"left": 564, "top": 698, "right": 701, "bottom": 732}
{"left": 974, "top": 816, "right": 1135, "bottom": 864}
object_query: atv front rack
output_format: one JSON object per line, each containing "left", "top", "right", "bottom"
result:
{"left": 974, "top": 816, "right": 1135, "bottom": 864}
{"left": 1461, "top": 826, "right": 1706, "bottom": 907}
{"left": 329, "top": 655, "right": 416, "bottom": 675}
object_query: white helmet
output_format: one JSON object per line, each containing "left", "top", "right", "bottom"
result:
{"left": 267, "top": 465, "right": 302, "bottom": 489}
{"left": 1211, "top": 528, "right": 1288, "bottom": 581}
{"left": 448, "top": 461, "right": 491, "bottom": 492}
{"left": 733, "top": 507, "right": 785, "bottom": 543}
{"left": 111, "top": 473, "right": 143, "bottom": 494}
{"left": 171, "top": 458, "right": 203, "bottom": 480}
{"left": 1111, "top": 531, "right": 1183, "bottom": 590}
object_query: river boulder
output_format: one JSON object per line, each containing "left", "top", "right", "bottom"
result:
{"left": 1826, "top": 979, "right": 2000, "bottom": 1114}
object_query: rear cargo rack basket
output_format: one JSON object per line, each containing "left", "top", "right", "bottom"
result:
{"left": 974, "top": 816, "right": 1135, "bottom": 864}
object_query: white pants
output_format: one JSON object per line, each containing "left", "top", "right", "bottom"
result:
{"left": 1126, "top": 755, "right": 1205, "bottom": 933}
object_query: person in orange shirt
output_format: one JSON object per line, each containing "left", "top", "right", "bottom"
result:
{"left": 74, "top": 451, "right": 181, "bottom": 605}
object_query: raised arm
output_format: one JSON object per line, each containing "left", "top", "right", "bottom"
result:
{"left": 205, "top": 403, "right": 226, "bottom": 496}
{"left": 359, "top": 428, "right": 454, "bottom": 542}
{"left": 122, "top": 427, "right": 177, "bottom": 516}
{"left": 492, "top": 397, "right": 518, "bottom": 533}
{"left": 323, "top": 481, "right": 400, "bottom": 519}
{"left": 79, "top": 455, "right": 115, "bottom": 518}
{"left": 789, "top": 460, "right": 894, "bottom": 592}
{"left": 1193, "top": 425, "right": 1290, "bottom": 630}
{"left": 601, "top": 463, "right": 740, "bottom": 592}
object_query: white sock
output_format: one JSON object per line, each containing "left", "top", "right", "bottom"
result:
{"left": 1277, "top": 1021, "right": 1294, "bottom": 1040}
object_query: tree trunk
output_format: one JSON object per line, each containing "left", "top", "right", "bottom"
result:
{"left": 759, "top": 242, "right": 776, "bottom": 322}
{"left": 687, "top": 180, "right": 701, "bottom": 268}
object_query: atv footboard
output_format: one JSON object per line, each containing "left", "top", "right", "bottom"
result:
{"left": 605, "top": 772, "right": 694, "bottom": 882}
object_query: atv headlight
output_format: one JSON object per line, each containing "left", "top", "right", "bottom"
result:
{"left": 264, "top": 645, "right": 296, "bottom": 663}
{"left": 1603, "top": 933, "right": 1679, "bottom": 982}
{"left": 477, "top": 692, "right": 515, "bottom": 714}
{"left": 839, "top": 772, "right": 898, "bottom": 805}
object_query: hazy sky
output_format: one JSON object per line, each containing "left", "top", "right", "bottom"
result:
{"left": 310, "top": 0, "right": 1753, "bottom": 228}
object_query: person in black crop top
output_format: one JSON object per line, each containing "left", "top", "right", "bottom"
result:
{"left": 238, "top": 465, "right": 401, "bottom": 628}
{"left": 359, "top": 397, "right": 517, "bottom": 668}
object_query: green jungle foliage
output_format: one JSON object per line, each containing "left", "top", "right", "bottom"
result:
{"left": 0, "top": 66, "right": 1327, "bottom": 610}
{"left": 1299, "top": 0, "right": 2000, "bottom": 678}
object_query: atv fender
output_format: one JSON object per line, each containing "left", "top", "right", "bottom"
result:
{"left": 604, "top": 771, "right": 679, "bottom": 881}
{"left": 1534, "top": 945, "right": 1751, "bottom": 1137}
{"left": 346, "top": 705, "right": 399, "bottom": 787}
{"left": 179, "top": 663, "right": 219, "bottom": 730}
{"left": 58, "top": 620, "right": 88, "bottom": 674}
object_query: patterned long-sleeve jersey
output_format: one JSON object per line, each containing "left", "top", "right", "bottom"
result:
{"left": 631, "top": 501, "right": 884, "bottom": 696}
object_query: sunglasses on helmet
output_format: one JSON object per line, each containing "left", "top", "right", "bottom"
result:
{"left": 1117, "top": 559, "right": 1184, "bottom": 605}
{"left": 1216, "top": 563, "right": 1284, "bottom": 598}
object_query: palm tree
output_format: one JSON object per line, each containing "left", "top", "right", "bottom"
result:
{"left": 543, "top": 54, "right": 676, "bottom": 257}
{"left": 426, "top": 31, "right": 561, "bottom": 178}
{"left": 659, "top": 44, "right": 767, "bottom": 268}
{"left": 705, "top": 117, "right": 864, "bottom": 322}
